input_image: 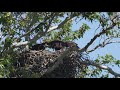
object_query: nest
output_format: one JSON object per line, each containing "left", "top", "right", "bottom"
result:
{"left": 10, "top": 48, "right": 86, "bottom": 78}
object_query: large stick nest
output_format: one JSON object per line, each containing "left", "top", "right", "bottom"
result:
{"left": 11, "top": 48, "right": 86, "bottom": 78}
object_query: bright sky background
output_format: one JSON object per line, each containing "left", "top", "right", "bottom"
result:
{"left": 71, "top": 17, "right": 120, "bottom": 77}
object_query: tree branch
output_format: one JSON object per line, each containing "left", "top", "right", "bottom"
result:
{"left": 45, "top": 12, "right": 59, "bottom": 32}
{"left": 17, "top": 22, "right": 46, "bottom": 42}
{"left": 86, "top": 38, "right": 111, "bottom": 53}
{"left": 47, "top": 13, "right": 76, "bottom": 32}
{"left": 80, "top": 23, "right": 116, "bottom": 52}
{"left": 87, "top": 39, "right": 120, "bottom": 53}
{"left": 40, "top": 46, "right": 78, "bottom": 77}
{"left": 76, "top": 59, "right": 120, "bottom": 77}
{"left": 12, "top": 41, "right": 29, "bottom": 48}
{"left": 13, "top": 13, "right": 76, "bottom": 48}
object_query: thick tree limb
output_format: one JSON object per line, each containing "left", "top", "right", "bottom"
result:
{"left": 12, "top": 41, "right": 28, "bottom": 48}
{"left": 40, "top": 47, "right": 77, "bottom": 77}
{"left": 40, "top": 45, "right": 120, "bottom": 78}
{"left": 47, "top": 26, "right": 58, "bottom": 31}
{"left": 80, "top": 23, "right": 116, "bottom": 52}
{"left": 80, "top": 14, "right": 120, "bottom": 52}
{"left": 76, "top": 59, "right": 120, "bottom": 77}
{"left": 12, "top": 40, "right": 120, "bottom": 78}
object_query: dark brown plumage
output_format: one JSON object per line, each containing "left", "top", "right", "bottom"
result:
{"left": 31, "top": 42, "right": 48, "bottom": 50}
{"left": 30, "top": 40, "right": 79, "bottom": 51}
{"left": 47, "top": 40, "right": 79, "bottom": 50}
{"left": 47, "top": 40, "right": 66, "bottom": 50}
{"left": 65, "top": 41, "right": 79, "bottom": 48}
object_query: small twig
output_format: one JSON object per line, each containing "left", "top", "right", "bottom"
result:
{"left": 76, "top": 17, "right": 84, "bottom": 24}
{"left": 87, "top": 39, "right": 120, "bottom": 53}
{"left": 94, "top": 24, "right": 101, "bottom": 36}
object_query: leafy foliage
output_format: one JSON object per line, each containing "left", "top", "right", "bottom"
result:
{"left": 0, "top": 12, "right": 120, "bottom": 78}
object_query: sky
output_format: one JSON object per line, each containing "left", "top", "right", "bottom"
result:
{"left": 71, "top": 17, "right": 120, "bottom": 76}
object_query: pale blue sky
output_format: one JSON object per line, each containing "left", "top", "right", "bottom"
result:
{"left": 73, "top": 18, "right": 120, "bottom": 59}
{"left": 72, "top": 18, "right": 120, "bottom": 76}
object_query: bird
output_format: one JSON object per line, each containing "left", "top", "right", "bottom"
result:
{"left": 30, "top": 42, "right": 48, "bottom": 50}
{"left": 65, "top": 41, "right": 79, "bottom": 48}
{"left": 47, "top": 40, "right": 66, "bottom": 50}
{"left": 47, "top": 40, "right": 79, "bottom": 51}
{"left": 30, "top": 40, "right": 79, "bottom": 51}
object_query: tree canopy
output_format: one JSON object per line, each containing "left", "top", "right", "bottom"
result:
{"left": 0, "top": 12, "right": 120, "bottom": 78}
